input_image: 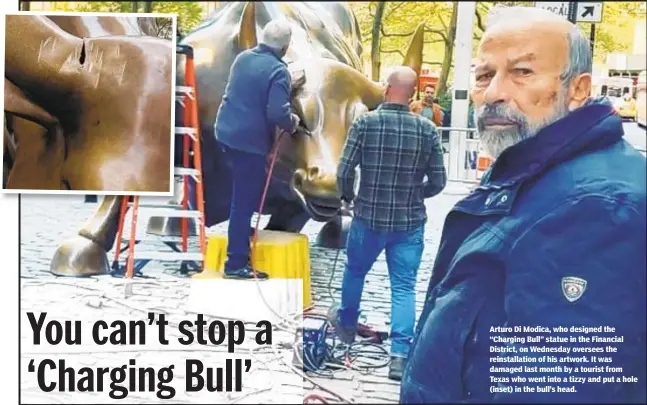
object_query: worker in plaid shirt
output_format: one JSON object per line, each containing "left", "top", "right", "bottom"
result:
{"left": 329, "top": 66, "right": 447, "bottom": 381}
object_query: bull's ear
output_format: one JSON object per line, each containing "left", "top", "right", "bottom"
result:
{"left": 4, "top": 79, "right": 59, "bottom": 130}
{"left": 402, "top": 22, "right": 425, "bottom": 79}
{"left": 237, "top": 2, "right": 257, "bottom": 50}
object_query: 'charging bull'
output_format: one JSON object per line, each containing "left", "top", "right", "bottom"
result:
{"left": 47, "top": 2, "right": 425, "bottom": 276}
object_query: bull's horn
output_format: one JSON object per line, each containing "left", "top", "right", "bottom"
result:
{"left": 402, "top": 22, "right": 425, "bottom": 79}
{"left": 237, "top": 2, "right": 257, "bottom": 50}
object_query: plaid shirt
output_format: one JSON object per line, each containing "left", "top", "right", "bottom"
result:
{"left": 337, "top": 103, "right": 447, "bottom": 231}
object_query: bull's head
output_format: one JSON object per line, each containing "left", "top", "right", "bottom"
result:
{"left": 288, "top": 24, "right": 424, "bottom": 221}
{"left": 284, "top": 17, "right": 424, "bottom": 221}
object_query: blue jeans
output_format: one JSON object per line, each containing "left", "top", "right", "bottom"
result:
{"left": 222, "top": 145, "right": 267, "bottom": 271}
{"left": 338, "top": 217, "right": 424, "bottom": 357}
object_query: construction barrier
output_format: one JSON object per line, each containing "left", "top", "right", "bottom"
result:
{"left": 439, "top": 127, "right": 493, "bottom": 184}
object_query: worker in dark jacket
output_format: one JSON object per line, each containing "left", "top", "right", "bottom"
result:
{"left": 401, "top": 6, "right": 646, "bottom": 404}
{"left": 215, "top": 20, "right": 300, "bottom": 279}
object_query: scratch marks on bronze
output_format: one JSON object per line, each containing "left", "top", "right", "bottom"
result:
{"left": 58, "top": 43, "right": 83, "bottom": 74}
{"left": 85, "top": 47, "right": 105, "bottom": 89}
{"left": 37, "top": 37, "right": 58, "bottom": 64}
{"left": 116, "top": 61, "right": 127, "bottom": 87}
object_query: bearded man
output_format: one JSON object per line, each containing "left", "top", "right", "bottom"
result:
{"left": 400, "top": 6, "right": 646, "bottom": 403}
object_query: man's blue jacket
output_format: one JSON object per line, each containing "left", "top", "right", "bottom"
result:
{"left": 214, "top": 43, "right": 295, "bottom": 156}
{"left": 400, "top": 98, "right": 646, "bottom": 403}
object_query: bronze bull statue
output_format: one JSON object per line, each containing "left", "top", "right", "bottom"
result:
{"left": 44, "top": 2, "right": 425, "bottom": 276}
{"left": 3, "top": 14, "right": 172, "bottom": 192}
{"left": 171, "top": 2, "right": 423, "bottom": 234}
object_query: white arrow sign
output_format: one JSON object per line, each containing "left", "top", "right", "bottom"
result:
{"left": 576, "top": 2, "right": 603, "bottom": 23}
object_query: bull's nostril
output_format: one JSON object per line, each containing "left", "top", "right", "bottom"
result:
{"left": 308, "top": 166, "right": 319, "bottom": 178}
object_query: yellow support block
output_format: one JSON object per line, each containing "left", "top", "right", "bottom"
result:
{"left": 198, "top": 230, "right": 312, "bottom": 308}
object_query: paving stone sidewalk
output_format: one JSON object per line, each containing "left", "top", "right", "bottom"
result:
{"left": 19, "top": 183, "right": 469, "bottom": 403}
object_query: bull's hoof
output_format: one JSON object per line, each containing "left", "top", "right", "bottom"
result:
{"left": 146, "top": 216, "right": 197, "bottom": 236}
{"left": 50, "top": 236, "right": 110, "bottom": 277}
{"left": 315, "top": 215, "right": 352, "bottom": 249}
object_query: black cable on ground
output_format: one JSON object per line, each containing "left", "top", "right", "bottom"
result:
{"left": 298, "top": 319, "right": 392, "bottom": 376}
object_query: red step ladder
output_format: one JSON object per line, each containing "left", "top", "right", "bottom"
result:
{"left": 112, "top": 44, "right": 206, "bottom": 278}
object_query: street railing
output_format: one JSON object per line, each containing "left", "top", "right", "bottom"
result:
{"left": 437, "top": 127, "right": 492, "bottom": 185}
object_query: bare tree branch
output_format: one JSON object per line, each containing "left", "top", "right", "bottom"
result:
{"left": 381, "top": 26, "right": 413, "bottom": 37}
{"left": 423, "top": 61, "right": 445, "bottom": 67}
{"left": 383, "top": 2, "right": 407, "bottom": 21}
{"left": 475, "top": 8, "right": 485, "bottom": 32}
{"left": 380, "top": 48, "right": 405, "bottom": 58}
{"left": 438, "top": 13, "right": 447, "bottom": 30}
{"left": 381, "top": 25, "right": 448, "bottom": 43}
{"left": 426, "top": 27, "right": 448, "bottom": 42}
{"left": 476, "top": 2, "right": 491, "bottom": 13}
{"left": 424, "top": 39, "right": 445, "bottom": 45}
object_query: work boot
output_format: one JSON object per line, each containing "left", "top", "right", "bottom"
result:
{"left": 388, "top": 356, "right": 405, "bottom": 381}
{"left": 223, "top": 265, "right": 268, "bottom": 280}
{"left": 327, "top": 303, "right": 356, "bottom": 344}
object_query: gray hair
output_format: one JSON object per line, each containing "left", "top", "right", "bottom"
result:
{"left": 486, "top": 6, "right": 592, "bottom": 89}
{"left": 560, "top": 26, "right": 592, "bottom": 88}
{"left": 260, "top": 20, "right": 292, "bottom": 52}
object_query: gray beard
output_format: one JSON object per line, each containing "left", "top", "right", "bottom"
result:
{"left": 475, "top": 90, "right": 570, "bottom": 160}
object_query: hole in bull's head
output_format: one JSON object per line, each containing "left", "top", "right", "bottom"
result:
{"left": 79, "top": 39, "right": 86, "bottom": 65}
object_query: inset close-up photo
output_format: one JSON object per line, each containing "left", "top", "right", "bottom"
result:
{"left": 3, "top": 11, "right": 176, "bottom": 195}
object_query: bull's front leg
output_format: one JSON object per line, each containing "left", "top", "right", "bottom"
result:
{"left": 50, "top": 195, "right": 124, "bottom": 276}
{"left": 315, "top": 214, "right": 352, "bottom": 249}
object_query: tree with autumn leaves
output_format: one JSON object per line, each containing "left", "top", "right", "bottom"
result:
{"left": 350, "top": 1, "right": 646, "bottom": 99}
{"left": 19, "top": 1, "right": 646, "bottom": 100}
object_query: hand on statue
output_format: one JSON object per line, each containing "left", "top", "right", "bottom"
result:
{"left": 340, "top": 198, "right": 354, "bottom": 216}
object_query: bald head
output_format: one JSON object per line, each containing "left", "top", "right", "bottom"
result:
{"left": 387, "top": 66, "right": 418, "bottom": 88}
{"left": 470, "top": 5, "right": 593, "bottom": 159}
{"left": 384, "top": 66, "right": 417, "bottom": 104}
